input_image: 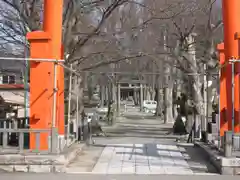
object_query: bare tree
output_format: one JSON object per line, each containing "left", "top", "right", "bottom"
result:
{"left": 0, "top": 0, "right": 133, "bottom": 116}
{"left": 0, "top": 0, "right": 222, "bottom": 128}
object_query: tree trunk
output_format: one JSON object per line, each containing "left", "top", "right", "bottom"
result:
{"left": 112, "top": 82, "right": 117, "bottom": 102}
{"left": 173, "top": 85, "right": 178, "bottom": 119}
{"left": 151, "top": 87, "right": 156, "bottom": 100}
{"left": 105, "top": 85, "right": 109, "bottom": 102}
{"left": 188, "top": 33, "right": 203, "bottom": 138}
{"left": 192, "top": 75, "right": 204, "bottom": 138}
{"left": 163, "top": 29, "right": 174, "bottom": 123}
{"left": 144, "top": 85, "right": 147, "bottom": 101}
{"left": 133, "top": 88, "right": 138, "bottom": 105}
{"left": 155, "top": 75, "right": 162, "bottom": 116}
{"left": 83, "top": 72, "right": 88, "bottom": 91}
{"left": 70, "top": 75, "right": 84, "bottom": 135}
{"left": 146, "top": 87, "right": 151, "bottom": 100}
{"left": 164, "top": 83, "right": 174, "bottom": 123}
{"left": 87, "top": 74, "right": 93, "bottom": 102}
{"left": 100, "top": 85, "right": 105, "bottom": 107}
{"left": 203, "top": 64, "right": 208, "bottom": 133}
{"left": 172, "top": 53, "right": 184, "bottom": 119}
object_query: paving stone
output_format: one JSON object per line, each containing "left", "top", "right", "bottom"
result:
{"left": 121, "top": 165, "right": 135, "bottom": 173}
{"left": 194, "top": 172, "right": 219, "bottom": 175}
{"left": 164, "top": 167, "right": 193, "bottom": 175}
{"left": 157, "top": 144, "right": 169, "bottom": 150}
{"left": 135, "top": 144, "right": 144, "bottom": 148}
{"left": 92, "top": 146, "right": 115, "bottom": 173}
{"left": 160, "top": 157, "right": 175, "bottom": 166}
{"left": 107, "top": 167, "right": 122, "bottom": 174}
{"left": 182, "top": 154, "right": 191, "bottom": 160}
{"left": 158, "top": 150, "right": 170, "bottom": 156}
{"left": 170, "top": 151, "right": 183, "bottom": 158}
{"left": 149, "top": 166, "right": 165, "bottom": 174}
{"left": 148, "top": 157, "right": 161, "bottom": 162}
{"left": 92, "top": 162, "right": 108, "bottom": 173}
{"left": 135, "top": 167, "right": 150, "bottom": 174}
{"left": 178, "top": 146, "right": 187, "bottom": 152}
{"left": 92, "top": 167, "right": 107, "bottom": 173}
{"left": 166, "top": 145, "right": 179, "bottom": 151}
{"left": 121, "top": 144, "right": 135, "bottom": 173}
{"left": 149, "top": 162, "right": 161, "bottom": 167}
{"left": 109, "top": 163, "right": 122, "bottom": 168}
{"left": 173, "top": 159, "right": 189, "bottom": 167}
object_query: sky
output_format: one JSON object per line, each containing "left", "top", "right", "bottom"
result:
{"left": 216, "top": 0, "right": 221, "bottom": 7}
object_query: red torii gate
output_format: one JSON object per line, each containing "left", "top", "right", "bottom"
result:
{"left": 26, "top": 0, "right": 64, "bottom": 150}
{"left": 24, "top": 0, "right": 240, "bottom": 150}
{"left": 219, "top": 0, "right": 240, "bottom": 137}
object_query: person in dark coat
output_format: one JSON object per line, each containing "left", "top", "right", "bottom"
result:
{"left": 173, "top": 94, "right": 187, "bottom": 135}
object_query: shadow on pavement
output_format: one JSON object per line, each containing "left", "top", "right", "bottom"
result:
{"left": 179, "top": 144, "right": 218, "bottom": 174}
{"left": 123, "top": 115, "right": 160, "bottom": 120}
{"left": 103, "top": 126, "right": 175, "bottom": 139}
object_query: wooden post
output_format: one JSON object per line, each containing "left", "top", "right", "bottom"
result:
{"left": 67, "top": 64, "right": 73, "bottom": 146}
{"left": 57, "top": 45, "right": 65, "bottom": 137}
{"left": 140, "top": 83, "right": 143, "bottom": 111}
{"left": 224, "top": 131, "right": 233, "bottom": 157}
{"left": 117, "top": 83, "right": 121, "bottom": 116}
{"left": 76, "top": 94, "right": 79, "bottom": 141}
{"left": 112, "top": 82, "right": 116, "bottom": 102}
{"left": 105, "top": 85, "right": 109, "bottom": 103}
{"left": 100, "top": 85, "right": 105, "bottom": 107}
{"left": 203, "top": 64, "right": 208, "bottom": 133}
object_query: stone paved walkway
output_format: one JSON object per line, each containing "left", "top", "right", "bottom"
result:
{"left": 67, "top": 109, "right": 217, "bottom": 175}
{"left": 91, "top": 143, "right": 213, "bottom": 174}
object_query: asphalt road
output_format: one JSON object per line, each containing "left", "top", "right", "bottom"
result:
{"left": 0, "top": 173, "right": 239, "bottom": 180}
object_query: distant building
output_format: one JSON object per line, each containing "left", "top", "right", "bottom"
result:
{"left": 0, "top": 69, "right": 27, "bottom": 118}
{"left": 0, "top": 69, "right": 23, "bottom": 85}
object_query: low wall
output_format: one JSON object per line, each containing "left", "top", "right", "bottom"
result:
{"left": 0, "top": 143, "right": 84, "bottom": 173}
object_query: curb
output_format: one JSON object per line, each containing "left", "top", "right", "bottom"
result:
{"left": 0, "top": 143, "right": 86, "bottom": 173}
{"left": 194, "top": 142, "right": 221, "bottom": 173}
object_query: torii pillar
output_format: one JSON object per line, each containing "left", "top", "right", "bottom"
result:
{"left": 218, "top": 43, "right": 229, "bottom": 136}
{"left": 222, "top": 0, "right": 240, "bottom": 133}
{"left": 26, "top": 0, "right": 64, "bottom": 150}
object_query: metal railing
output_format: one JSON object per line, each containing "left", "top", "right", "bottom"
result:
{"left": 63, "top": 64, "right": 81, "bottom": 147}
{"left": 0, "top": 118, "right": 51, "bottom": 154}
